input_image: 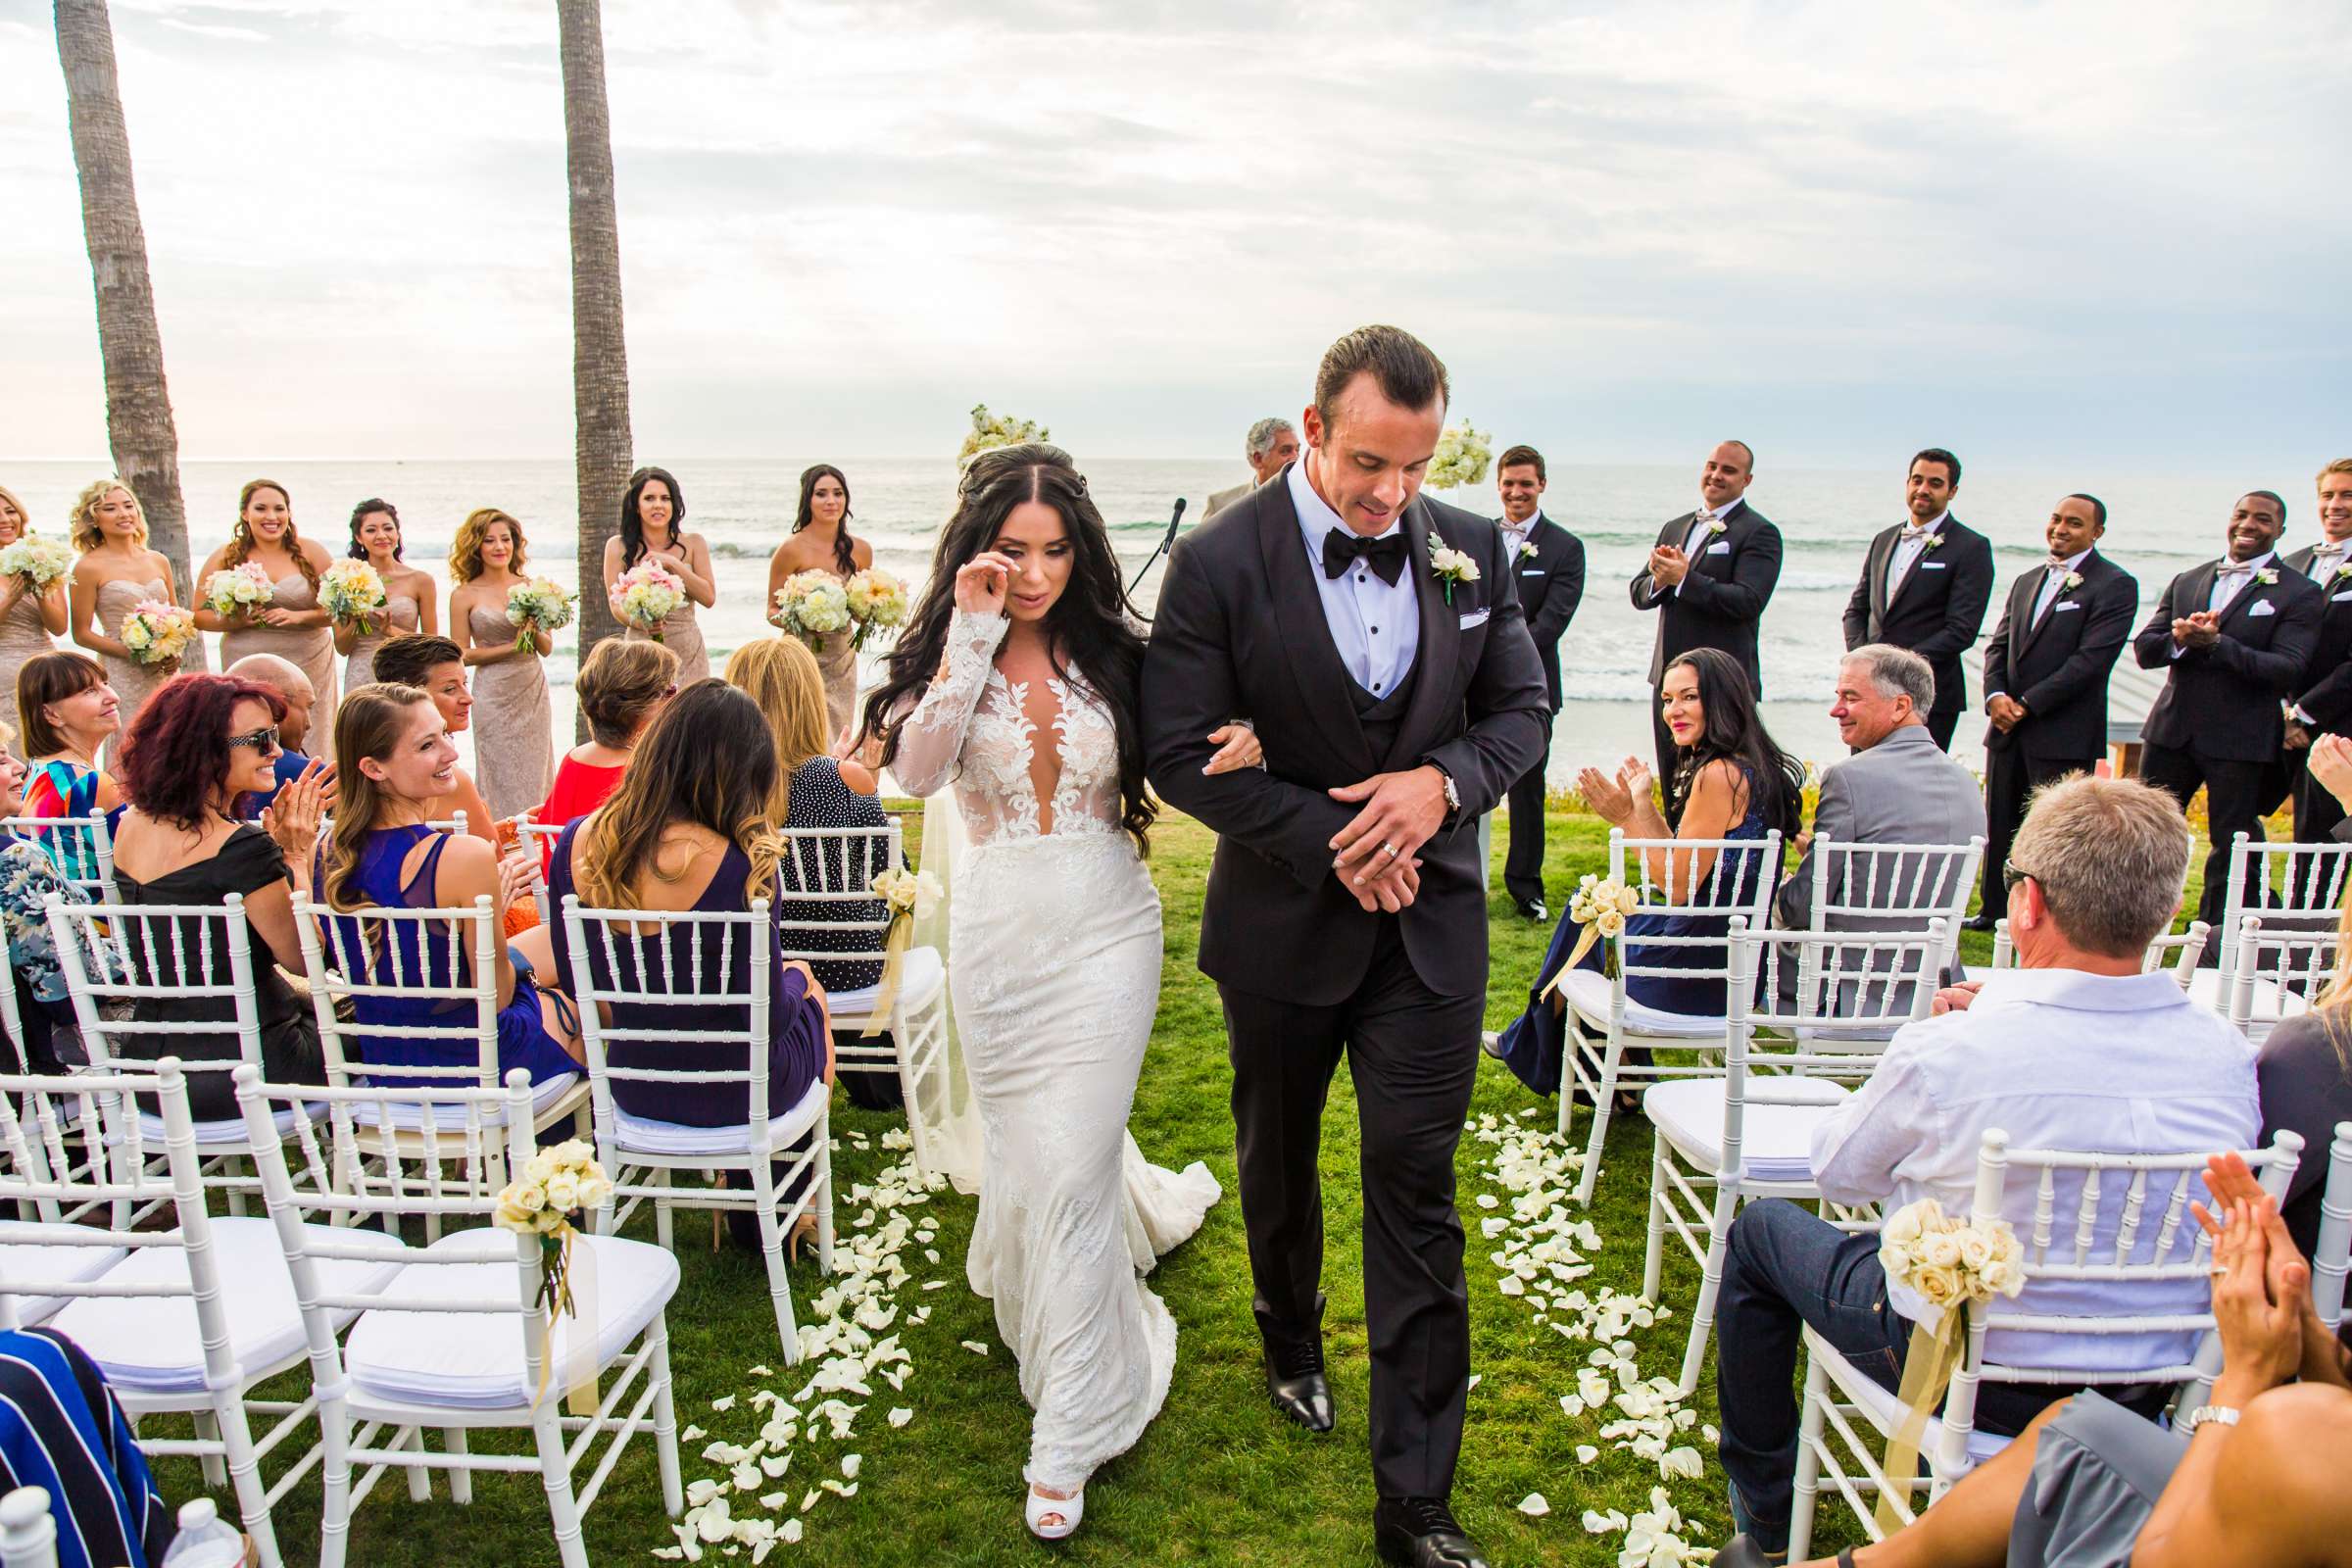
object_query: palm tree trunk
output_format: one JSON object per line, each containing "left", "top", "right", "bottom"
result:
{"left": 54, "top": 0, "right": 199, "bottom": 644}
{"left": 557, "top": 0, "right": 631, "bottom": 726}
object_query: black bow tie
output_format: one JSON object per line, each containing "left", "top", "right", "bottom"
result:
{"left": 1322, "top": 528, "right": 1408, "bottom": 585}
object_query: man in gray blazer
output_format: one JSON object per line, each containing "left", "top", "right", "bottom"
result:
{"left": 1776, "top": 645, "right": 1985, "bottom": 975}
{"left": 1205, "top": 416, "right": 1300, "bottom": 518}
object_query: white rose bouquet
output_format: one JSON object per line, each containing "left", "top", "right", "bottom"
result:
{"left": 0, "top": 535, "right": 75, "bottom": 593}
{"left": 957, "top": 403, "right": 1050, "bottom": 466}
{"left": 1423, "top": 421, "right": 1494, "bottom": 493}
{"left": 1539, "top": 874, "right": 1642, "bottom": 1001}
{"left": 505, "top": 577, "right": 574, "bottom": 654}
{"left": 203, "top": 562, "right": 277, "bottom": 620}
{"left": 494, "top": 1137, "right": 615, "bottom": 1406}
{"left": 318, "top": 559, "right": 388, "bottom": 632}
{"left": 1872, "top": 1198, "right": 2026, "bottom": 1529}
{"left": 844, "top": 566, "right": 910, "bottom": 651}
{"left": 860, "top": 865, "right": 943, "bottom": 1035}
{"left": 770, "top": 569, "right": 851, "bottom": 650}
{"left": 611, "top": 561, "right": 685, "bottom": 640}
{"left": 119, "top": 601, "right": 197, "bottom": 668}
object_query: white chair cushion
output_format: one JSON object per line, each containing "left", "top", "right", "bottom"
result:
{"left": 1807, "top": 1330, "right": 2011, "bottom": 1469}
{"left": 611, "top": 1077, "right": 829, "bottom": 1158}
{"left": 822, "top": 946, "right": 944, "bottom": 1025}
{"left": 348, "top": 1072, "right": 584, "bottom": 1132}
{"left": 51, "top": 1216, "right": 411, "bottom": 1396}
{"left": 0, "top": 1221, "right": 127, "bottom": 1327}
{"left": 137, "top": 1103, "right": 315, "bottom": 1150}
{"left": 1559, "top": 967, "right": 1729, "bottom": 1041}
{"left": 344, "top": 1228, "right": 679, "bottom": 1411}
{"left": 1643, "top": 1076, "right": 1850, "bottom": 1183}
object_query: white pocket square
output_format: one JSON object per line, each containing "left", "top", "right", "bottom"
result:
{"left": 2053, "top": 601, "right": 2082, "bottom": 613}
{"left": 1458, "top": 608, "right": 1491, "bottom": 629}
{"left": 1705, "top": 541, "right": 1731, "bottom": 556}
{"left": 2330, "top": 590, "right": 2352, "bottom": 603}
{"left": 2249, "top": 600, "right": 2277, "bottom": 616}
{"left": 1922, "top": 561, "right": 1948, "bottom": 570}
{"left": 1520, "top": 567, "right": 1544, "bottom": 576}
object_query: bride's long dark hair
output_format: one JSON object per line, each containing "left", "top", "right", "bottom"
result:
{"left": 863, "top": 444, "right": 1156, "bottom": 855}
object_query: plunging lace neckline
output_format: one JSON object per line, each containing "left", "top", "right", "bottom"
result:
{"left": 988, "top": 668, "right": 1088, "bottom": 838}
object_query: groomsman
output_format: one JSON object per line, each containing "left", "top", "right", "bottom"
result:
{"left": 1629, "top": 441, "right": 1783, "bottom": 803}
{"left": 1205, "top": 417, "right": 1300, "bottom": 518}
{"left": 1494, "top": 443, "right": 1586, "bottom": 920}
{"left": 1970, "top": 494, "right": 2137, "bottom": 929}
{"left": 1839, "top": 448, "right": 1995, "bottom": 750}
{"left": 2281, "top": 459, "right": 2352, "bottom": 842}
{"left": 2133, "top": 491, "right": 2323, "bottom": 934}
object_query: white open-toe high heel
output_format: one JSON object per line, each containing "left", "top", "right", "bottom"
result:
{"left": 1025, "top": 1484, "right": 1084, "bottom": 1541}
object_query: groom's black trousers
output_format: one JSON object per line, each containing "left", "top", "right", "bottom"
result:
{"left": 1220, "top": 915, "right": 1483, "bottom": 1502}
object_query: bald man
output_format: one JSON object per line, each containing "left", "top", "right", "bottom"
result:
{"left": 226, "top": 653, "right": 331, "bottom": 818}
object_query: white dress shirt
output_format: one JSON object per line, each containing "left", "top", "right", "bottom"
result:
{"left": 2207, "top": 551, "right": 2275, "bottom": 614}
{"left": 1810, "top": 966, "right": 2258, "bottom": 1373}
{"left": 2030, "top": 546, "right": 2095, "bottom": 627}
{"left": 1499, "top": 510, "right": 1542, "bottom": 561}
{"left": 1290, "top": 459, "right": 1420, "bottom": 699}
{"left": 2307, "top": 537, "right": 2350, "bottom": 580}
{"left": 1885, "top": 512, "right": 1948, "bottom": 598}
{"left": 1675, "top": 501, "right": 1740, "bottom": 597}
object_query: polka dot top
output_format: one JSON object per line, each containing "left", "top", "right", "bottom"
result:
{"left": 777, "top": 756, "right": 890, "bottom": 994}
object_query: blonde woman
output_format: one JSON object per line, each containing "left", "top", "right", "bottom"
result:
{"left": 0, "top": 484, "right": 68, "bottom": 756}
{"left": 66, "top": 477, "right": 178, "bottom": 761}
{"left": 448, "top": 507, "right": 554, "bottom": 818}
{"left": 194, "top": 478, "right": 338, "bottom": 722}
{"left": 724, "top": 636, "right": 890, "bottom": 995}
{"left": 334, "top": 498, "right": 435, "bottom": 689}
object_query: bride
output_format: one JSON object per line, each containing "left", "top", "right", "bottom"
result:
{"left": 866, "top": 444, "right": 1256, "bottom": 1539}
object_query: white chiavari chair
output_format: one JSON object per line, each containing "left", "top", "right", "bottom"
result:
{"left": 2218, "top": 830, "right": 2352, "bottom": 978}
{"left": 560, "top": 895, "right": 834, "bottom": 1359}
{"left": 0, "top": 815, "right": 115, "bottom": 904}
{"left": 1982, "top": 918, "right": 2211, "bottom": 987}
{"left": 1802, "top": 835, "right": 1983, "bottom": 991}
{"left": 0, "top": 1487, "right": 57, "bottom": 1568}
{"left": 2225, "top": 915, "right": 2326, "bottom": 1047}
{"left": 232, "top": 1064, "right": 681, "bottom": 1568}
{"left": 1788, "top": 1125, "right": 2306, "bottom": 1559}
{"left": 1, "top": 1059, "right": 414, "bottom": 1568}
{"left": 516, "top": 814, "right": 566, "bottom": 926}
{"left": 1556, "top": 826, "right": 1784, "bottom": 1204}
{"left": 1642, "top": 919, "right": 1945, "bottom": 1395}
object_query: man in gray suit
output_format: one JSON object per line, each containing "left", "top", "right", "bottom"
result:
{"left": 1205, "top": 416, "right": 1300, "bottom": 517}
{"left": 1776, "top": 645, "right": 1985, "bottom": 972}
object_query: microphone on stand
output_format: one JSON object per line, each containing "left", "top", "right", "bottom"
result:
{"left": 1127, "top": 495, "right": 1187, "bottom": 603}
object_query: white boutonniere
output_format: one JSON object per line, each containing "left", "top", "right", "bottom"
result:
{"left": 1518, "top": 540, "right": 1540, "bottom": 563}
{"left": 2333, "top": 562, "right": 2352, "bottom": 581}
{"left": 2257, "top": 567, "right": 2279, "bottom": 586}
{"left": 2063, "top": 571, "right": 2083, "bottom": 591}
{"left": 1926, "top": 533, "right": 1946, "bottom": 550}
{"left": 1428, "top": 536, "right": 1481, "bottom": 605}
{"left": 1703, "top": 516, "right": 1728, "bottom": 537}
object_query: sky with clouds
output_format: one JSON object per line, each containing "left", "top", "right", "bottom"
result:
{"left": 2, "top": 0, "right": 2345, "bottom": 469}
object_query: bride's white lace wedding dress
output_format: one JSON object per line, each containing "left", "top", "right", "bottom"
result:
{"left": 890, "top": 607, "right": 1221, "bottom": 1494}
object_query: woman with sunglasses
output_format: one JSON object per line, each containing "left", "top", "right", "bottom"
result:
{"left": 106, "top": 672, "right": 330, "bottom": 1119}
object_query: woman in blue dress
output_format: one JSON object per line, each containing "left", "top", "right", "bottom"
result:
{"left": 1494, "top": 647, "right": 1803, "bottom": 1096}
{"left": 318, "top": 682, "right": 581, "bottom": 1089}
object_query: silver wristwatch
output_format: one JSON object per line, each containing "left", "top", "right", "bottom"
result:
{"left": 1428, "top": 761, "right": 1461, "bottom": 819}
{"left": 2181, "top": 1404, "right": 2240, "bottom": 1437}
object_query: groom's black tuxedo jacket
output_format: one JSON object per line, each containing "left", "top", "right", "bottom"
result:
{"left": 1143, "top": 470, "right": 1550, "bottom": 1006}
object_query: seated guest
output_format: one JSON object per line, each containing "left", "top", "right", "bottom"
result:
{"left": 1725, "top": 1161, "right": 2352, "bottom": 1568}
{"left": 225, "top": 653, "right": 325, "bottom": 819}
{"left": 0, "top": 1326, "right": 176, "bottom": 1567}
{"left": 15, "top": 651, "right": 123, "bottom": 880}
{"left": 2266, "top": 739, "right": 2352, "bottom": 1255}
{"left": 1712, "top": 775, "right": 2259, "bottom": 1561}
{"left": 536, "top": 636, "right": 677, "bottom": 846}
{"left": 1492, "top": 646, "right": 1803, "bottom": 1093}
{"left": 318, "top": 683, "right": 581, "bottom": 1089}
{"left": 369, "top": 633, "right": 496, "bottom": 842}
{"left": 0, "top": 729, "right": 107, "bottom": 1072}
{"left": 1773, "top": 645, "right": 1984, "bottom": 997}
{"left": 546, "top": 680, "right": 834, "bottom": 1129}
{"left": 106, "top": 673, "right": 330, "bottom": 1120}
{"left": 724, "top": 636, "right": 889, "bottom": 994}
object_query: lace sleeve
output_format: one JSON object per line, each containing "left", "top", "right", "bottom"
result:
{"left": 888, "top": 609, "right": 1008, "bottom": 798}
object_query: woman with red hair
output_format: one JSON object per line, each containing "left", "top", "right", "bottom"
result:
{"left": 108, "top": 672, "right": 330, "bottom": 1118}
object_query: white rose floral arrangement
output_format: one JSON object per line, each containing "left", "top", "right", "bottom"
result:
{"left": 771, "top": 569, "right": 852, "bottom": 650}
{"left": 1538, "top": 874, "right": 1642, "bottom": 1001}
{"left": 505, "top": 577, "right": 575, "bottom": 654}
{"left": 494, "top": 1138, "right": 615, "bottom": 1406}
{"left": 203, "top": 561, "right": 277, "bottom": 620}
{"left": 318, "top": 559, "right": 388, "bottom": 632}
{"left": 0, "top": 535, "right": 75, "bottom": 593}
{"left": 859, "top": 866, "right": 942, "bottom": 1034}
{"left": 1422, "top": 421, "right": 1493, "bottom": 493}
{"left": 956, "top": 404, "right": 1050, "bottom": 466}
{"left": 843, "top": 567, "right": 910, "bottom": 651}
{"left": 118, "top": 601, "right": 197, "bottom": 668}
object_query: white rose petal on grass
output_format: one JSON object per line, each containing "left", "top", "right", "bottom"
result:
{"left": 710, "top": 1395, "right": 737, "bottom": 1412}
{"left": 780, "top": 1520, "right": 804, "bottom": 1545}
{"left": 1517, "top": 1493, "right": 1550, "bottom": 1517}
{"left": 760, "top": 1493, "right": 788, "bottom": 1512}
{"left": 1582, "top": 1508, "right": 1628, "bottom": 1534}
{"left": 1476, "top": 1194, "right": 1500, "bottom": 1209}
{"left": 841, "top": 1454, "right": 862, "bottom": 1480}
{"left": 1660, "top": 1446, "right": 1705, "bottom": 1481}
{"left": 961, "top": 1340, "right": 990, "bottom": 1355}
{"left": 888, "top": 1407, "right": 913, "bottom": 1428}
{"left": 1576, "top": 1444, "right": 1599, "bottom": 1464}
{"left": 745, "top": 1365, "right": 772, "bottom": 1378}
{"left": 681, "top": 1424, "right": 706, "bottom": 1444}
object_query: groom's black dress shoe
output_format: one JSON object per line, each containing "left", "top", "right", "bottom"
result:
{"left": 1961, "top": 913, "right": 1998, "bottom": 934}
{"left": 1262, "top": 1339, "right": 1334, "bottom": 1433}
{"left": 1373, "top": 1497, "right": 1489, "bottom": 1568}
{"left": 1514, "top": 897, "right": 1548, "bottom": 922}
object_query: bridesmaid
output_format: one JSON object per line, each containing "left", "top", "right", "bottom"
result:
{"left": 333, "top": 497, "right": 434, "bottom": 689}
{"left": 603, "top": 466, "right": 713, "bottom": 682}
{"left": 0, "top": 484, "right": 68, "bottom": 757}
{"left": 66, "top": 477, "right": 178, "bottom": 765}
{"left": 194, "top": 479, "right": 338, "bottom": 724}
{"left": 448, "top": 507, "right": 554, "bottom": 819}
{"left": 764, "top": 463, "right": 873, "bottom": 741}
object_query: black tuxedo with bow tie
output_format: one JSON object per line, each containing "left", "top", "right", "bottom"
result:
{"left": 2281, "top": 544, "right": 2352, "bottom": 842}
{"left": 1840, "top": 516, "right": 1996, "bottom": 749}
{"left": 2133, "top": 557, "right": 2323, "bottom": 930}
{"left": 1498, "top": 513, "right": 1587, "bottom": 905}
{"left": 1141, "top": 464, "right": 1548, "bottom": 1503}
{"left": 1629, "top": 501, "right": 1783, "bottom": 790}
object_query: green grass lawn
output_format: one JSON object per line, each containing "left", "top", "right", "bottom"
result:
{"left": 146, "top": 802, "right": 2213, "bottom": 1566}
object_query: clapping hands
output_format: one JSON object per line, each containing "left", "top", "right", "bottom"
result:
{"left": 1576, "top": 757, "right": 1653, "bottom": 826}
{"left": 259, "top": 759, "right": 330, "bottom": 857}
{"left": 1647, "top": 545, "right": 1690, "bottom": 589}
{"left": 2172, "top": 611, "right": 2222, "bottom": 650}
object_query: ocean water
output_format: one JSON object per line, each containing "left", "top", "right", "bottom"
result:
{"left": 4, "top": 457, "right": 2259, "bottom": 781}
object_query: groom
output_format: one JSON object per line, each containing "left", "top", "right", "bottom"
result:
{"left": 1144, "top": 325, "right": 1548, "bottom": 1568}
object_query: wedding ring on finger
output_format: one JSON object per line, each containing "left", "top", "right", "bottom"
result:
{"left": 1381, "top": 842, "right": 1399, "bottom": 858}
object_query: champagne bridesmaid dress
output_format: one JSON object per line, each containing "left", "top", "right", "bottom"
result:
{"left": 220, "top": 573, "right": 338, "bottom": 722}
{"left": 0, "top": 586, "right": 58, "bottom": 757}
{"left": 466, "top": 603, "right": 554, "bottom": 819}
{"left": 342, "top": 587, "right": 421, "bottom": 691}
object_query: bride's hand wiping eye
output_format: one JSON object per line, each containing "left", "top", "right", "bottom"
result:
{"left": 954, "top": 553, "right": 1013, "bottom": 617}
{"left": 1200, "top": 722, "right": 1263, "bottom": 775}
